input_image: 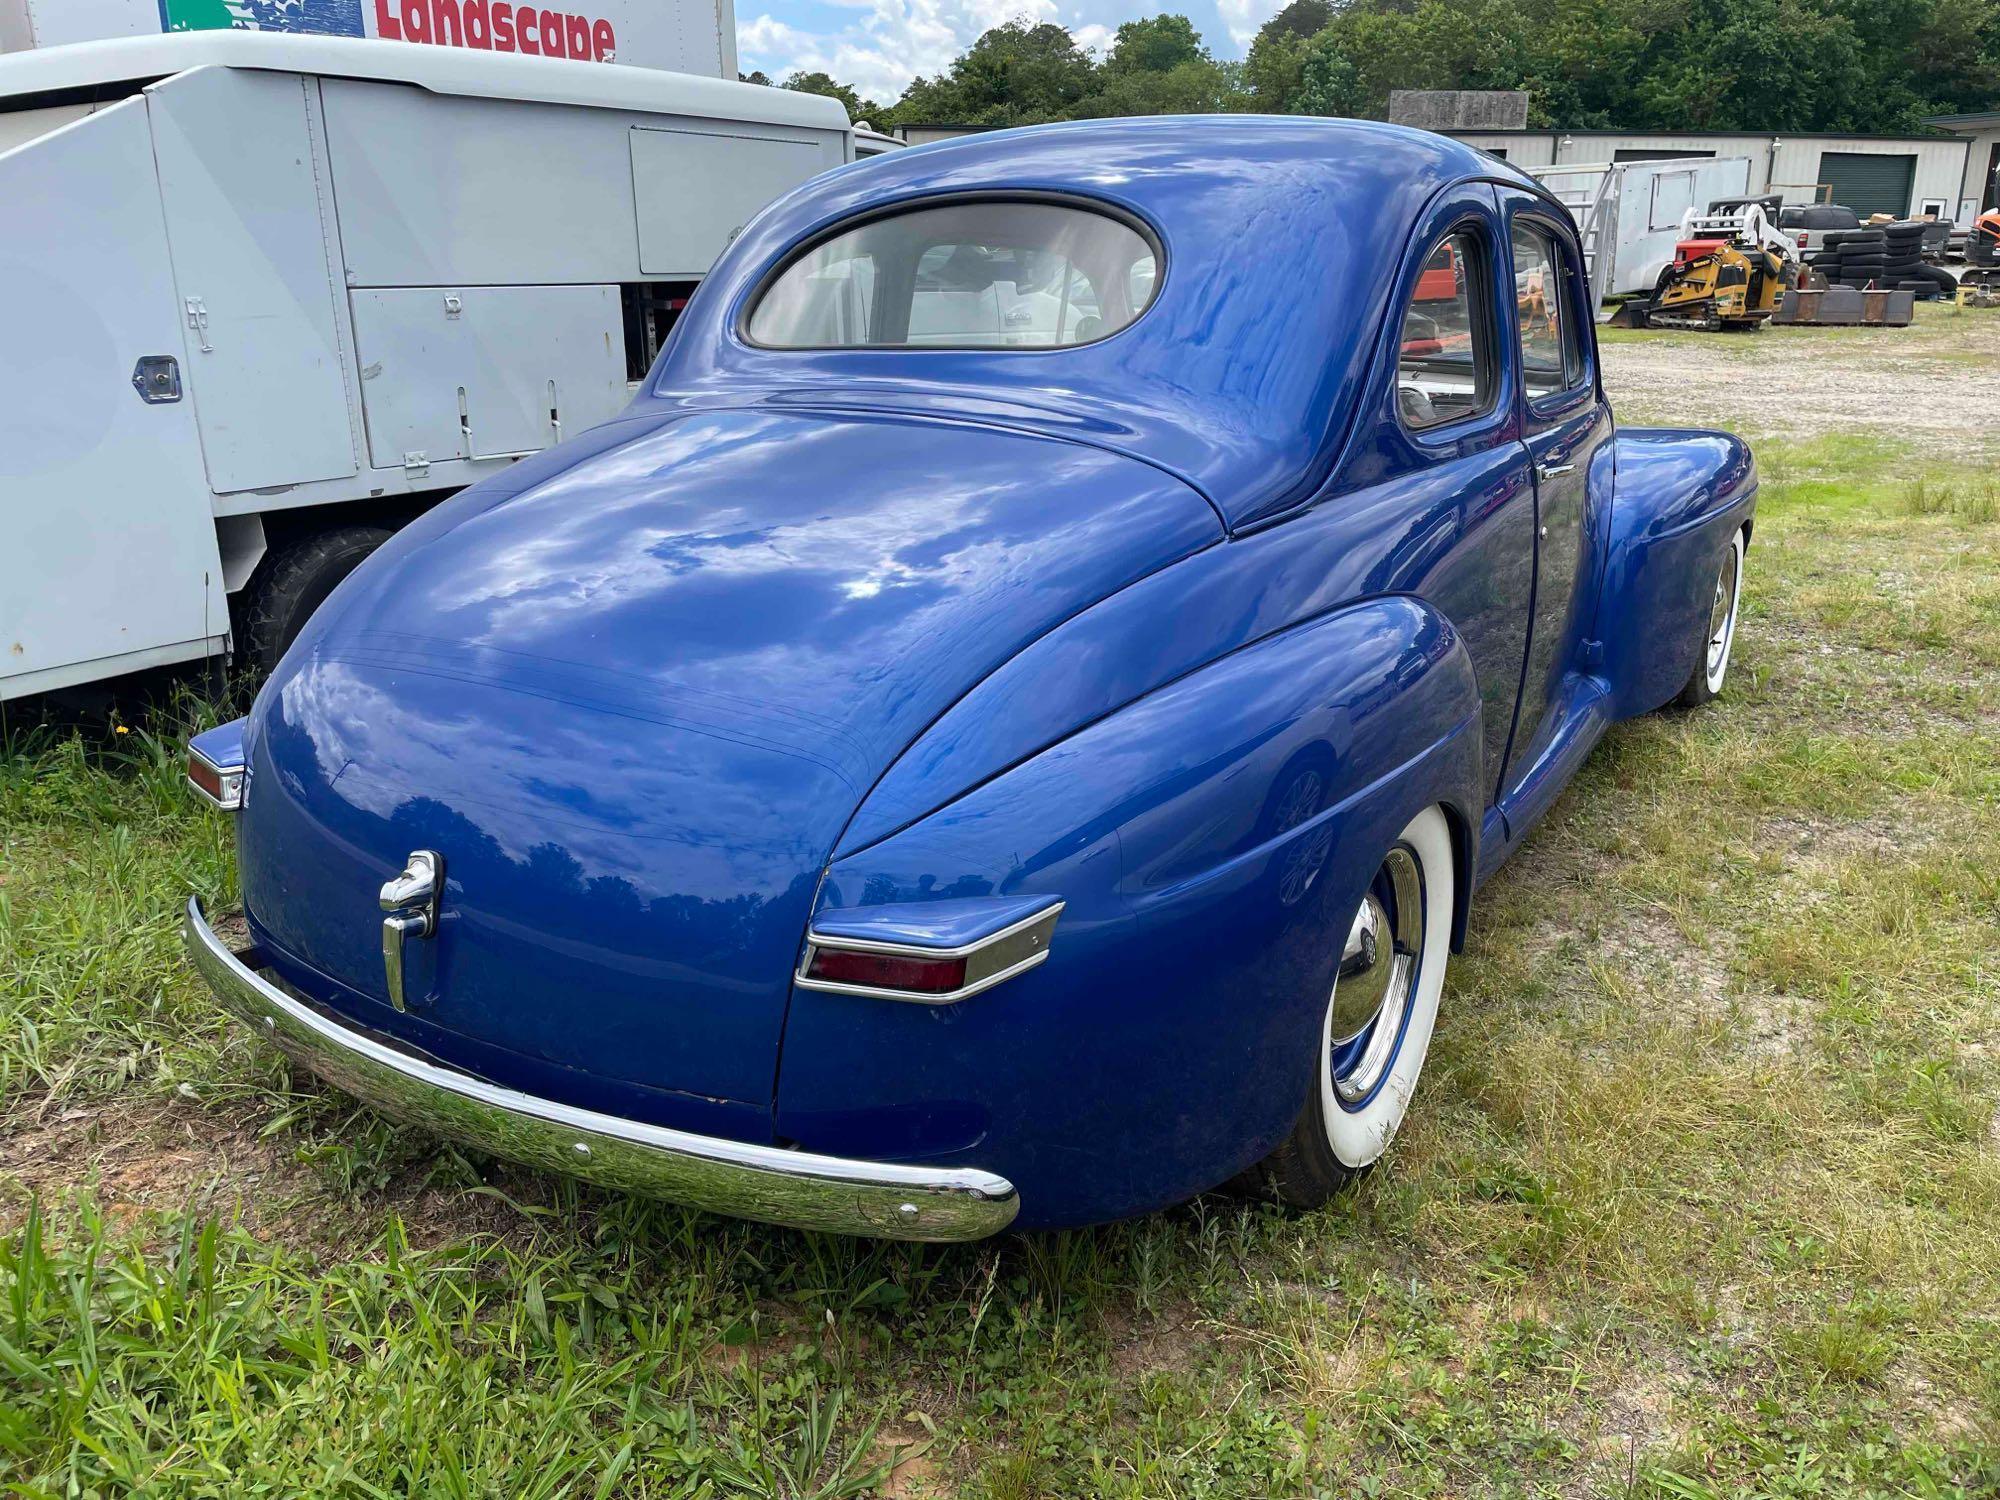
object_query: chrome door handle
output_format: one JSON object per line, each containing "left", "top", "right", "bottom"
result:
{"left": 381, "top": 913, "right": 429, "bottom": 1013}
{"left": 1537, "top": 462, "right": 1576, "bottom": 478}
{"left": 379, "top": 849, "right": 443, "bottom": 1011}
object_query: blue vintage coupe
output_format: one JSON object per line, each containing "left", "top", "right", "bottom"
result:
{"left": 184, "top": 118, "right": 1754, "bottom": 1239}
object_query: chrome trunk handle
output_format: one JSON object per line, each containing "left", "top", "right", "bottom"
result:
{"left": 378, "top": 850, "right": 443, "bottom": 1012}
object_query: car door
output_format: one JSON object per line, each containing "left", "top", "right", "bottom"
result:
{"left": 1380, "top": 187, "right": 1537, "bottom": 832}
{"left": 1495, "top": 191, "right": 1615, "bottom": 807}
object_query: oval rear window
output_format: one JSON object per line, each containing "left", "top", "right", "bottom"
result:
{"left": 746, "top": 199, "right": 1159, "bottom": 350}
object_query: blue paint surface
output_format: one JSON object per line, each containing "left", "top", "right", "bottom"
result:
{"left": 160, "top": 0, "right": 365, "bottom": 35}
{"left": 220, "top": 118, "right": 1757, "bottom": 1228}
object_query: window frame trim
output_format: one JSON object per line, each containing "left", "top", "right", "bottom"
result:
{"left": 736, "top": 189, "right": 1168, "bottom": 355}
{"left": 1509, "top": 213, "right": 1596, "bottom": 421}
{"left": 1392, "top": 218, "right": 1504, "bottom": 443}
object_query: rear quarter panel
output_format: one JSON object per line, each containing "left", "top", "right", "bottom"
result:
{"left": 775, "top": 596, "right": 1484, "bottom": 1229}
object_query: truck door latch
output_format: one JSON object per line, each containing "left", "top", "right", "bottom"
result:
{"left": 132, "top": 356, "right": 182, "bottom": 404}
{"left": 378, "top": 850, "right": 443, "bottom": 1012}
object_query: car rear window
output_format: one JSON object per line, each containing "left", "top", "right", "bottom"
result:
{"left": 745, "top": 199, "right": 1159, "bottom": 350}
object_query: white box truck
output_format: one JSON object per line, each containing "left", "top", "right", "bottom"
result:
{"left": 0, "top": 32, "right": 855, "bottom": 698}
{"left": 1, "top": 0, "right": 736, "bottom": 77}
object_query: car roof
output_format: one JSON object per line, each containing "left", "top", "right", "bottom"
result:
{"left": 655, "top": 115, "right": 1544, "bottom": 530}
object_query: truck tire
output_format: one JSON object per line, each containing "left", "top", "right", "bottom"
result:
{"left": 238, "top": 525, "right": 393, "bottom": 678}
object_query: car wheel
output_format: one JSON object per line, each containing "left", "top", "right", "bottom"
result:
{"left": 238, "top": 525, "right": 393, "bottom": 679}
{"left": 1675, "top": 525, "right": 1746, "bottom": 708}
{"left": 1247, "top": 804, "right": 1455, "bottom": 1208}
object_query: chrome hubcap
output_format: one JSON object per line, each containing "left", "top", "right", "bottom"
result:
{"left": 1330, "top": 845, "right": 1424, "bottom": 1105}
{"left": 1706, "top": 545, "right": 1738, "bottom": 680}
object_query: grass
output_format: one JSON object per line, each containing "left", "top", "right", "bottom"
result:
{"left": 2, "top": 323, "right": 1999, "bottom": 1495}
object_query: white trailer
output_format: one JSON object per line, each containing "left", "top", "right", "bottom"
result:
{"left": 0, "top": 33, "right": 851, "bottom": 699}
{"left": 1531, "top": 156, "right": 1756, "bottom": 310}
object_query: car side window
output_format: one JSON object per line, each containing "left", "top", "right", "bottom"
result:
{"left": 1510, "top": 221, "right": 1583, "bottom": 401}
{"left": 1397, "top": 229, "right": 1495, "bottom": 433}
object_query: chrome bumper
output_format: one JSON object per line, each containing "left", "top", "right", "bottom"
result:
{"left": 183, "top": 898, "right": 1018, "bottom": 1241}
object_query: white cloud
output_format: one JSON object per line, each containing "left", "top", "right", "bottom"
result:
{"left": 1070, "top": 21, "right": 1111, "bottom": 55}
{"left": 738, "top": 0, "right": 1066, "bottom": 102}
{"left": 1212, "top": 0, "right": 1280, "bottom": 50}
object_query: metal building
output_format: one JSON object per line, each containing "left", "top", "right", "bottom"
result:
{"left": 1450, "top": 129, "right": 1977, "bottom": 222}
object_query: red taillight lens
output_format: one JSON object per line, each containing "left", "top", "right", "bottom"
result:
{"left": 804, "top": 947, "right": 969, "bottom": 995}
{"left": 187, "top": 752, "right": 223, "bottom": 802}
{"left": 186, "top": 750, "right": 243, "bottom": 810}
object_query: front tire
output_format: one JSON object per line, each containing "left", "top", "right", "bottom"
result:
{"left": 1674, "top": 525, "right": 1746, "bottom": 708}
{"left": 1249, "top": 805, "right": 1456, "bottom": 1208}
{"left": 238, "top": 525, "right": 393, "bottom": 679}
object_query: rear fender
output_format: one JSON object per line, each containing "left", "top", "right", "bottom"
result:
{"left": 1598, "top": 428, "right": 1757, "bottom": 719}
{"left": 773, "top": 595, "right": 1482, "bottom": 1229}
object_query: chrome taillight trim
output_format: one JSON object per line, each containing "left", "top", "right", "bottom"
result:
{"left": 187, "top": 745, "right": 245, "bottom": 812}
{"left": 794, "top": 900, "right": 1064, "bottom": 1005}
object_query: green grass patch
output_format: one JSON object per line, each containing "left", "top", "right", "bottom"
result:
{"left": 1, "top": 385, "right": 1997, "bottom": 1494}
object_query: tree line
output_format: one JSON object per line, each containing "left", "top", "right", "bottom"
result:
{"left": 744, "top": 0, "right": 1998, "bottom": 135}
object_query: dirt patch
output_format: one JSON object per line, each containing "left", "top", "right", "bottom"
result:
{"left": 0, "top": 1094, "right": 301, "bottom": 1233}
{"left": 1599, "top": 313, "right": 2000, "bottom": 452}
{"left": 864, "top": 1426, "right": 943, "bottom": 1499}
{"left": 1104, "top": 1304, "right": 1216, "bottom": 1382}
{"left": 0, "top": 1088, "right": 545, "bottom": 1256}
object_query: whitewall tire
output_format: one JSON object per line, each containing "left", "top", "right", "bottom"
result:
{"left": 1676, "top": 525, "right": 1746, "bottom": 708}
{"left": 1250, "top": 804, "right": 1455, "bottom": 1207}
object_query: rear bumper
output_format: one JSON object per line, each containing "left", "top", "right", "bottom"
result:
{"left": 183, "top": 898, "right": 1019, "bottom": 1241}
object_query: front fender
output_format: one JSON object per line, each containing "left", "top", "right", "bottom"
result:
{"left": 773, "top": 595, "right": 1483, "bottom": 1229}
{"left": 1600, "top": 428, "right": 1757, "bottom": 719}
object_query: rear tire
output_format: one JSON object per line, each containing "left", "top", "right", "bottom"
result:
{"left": 238, "top": 526, "right": 392, "bottom": 678}
{"left": 1674, "top": 526, "right": 1746, "bottom": 708}
{"left": 1246, "top": 805, "right": 1456, "bottom": 1208}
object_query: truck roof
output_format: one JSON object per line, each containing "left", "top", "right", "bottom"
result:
{"left": 0, "top": 32, "right": 848, "bottom": 132}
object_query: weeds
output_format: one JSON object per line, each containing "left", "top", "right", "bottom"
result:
{"left": 1900, "top": 474, "right": 2000, "bottom": 523}
{"left": 1, "top": 327, "right": 1997, "bottom": 1494}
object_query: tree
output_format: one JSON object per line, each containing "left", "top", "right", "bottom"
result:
{"left": 886, "top": 21, "right": 1098, "bottom": 127}
{"left": 1293, "top": 32, "right": 1361, "bottom": 115}
{"left": 781, "top": 70, "right": 888, "bottom": 123}
{"left": 866, "top": 0, "right": 1985, "bottom": 134}
{"left": 1102, "top": 14, "right": 1208, "bottom": 75}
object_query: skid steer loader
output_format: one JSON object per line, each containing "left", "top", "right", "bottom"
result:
{"left": 1610, "top": 196, "right": 1796, "bottom": 331}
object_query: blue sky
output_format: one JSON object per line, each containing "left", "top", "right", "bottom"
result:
{"left": 736, "top": 0, "right": 1280, "bottom": 107}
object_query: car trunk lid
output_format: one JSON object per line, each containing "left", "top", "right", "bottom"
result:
{"left": 235, "top": 407, "right": 1218, "bottom": 1116}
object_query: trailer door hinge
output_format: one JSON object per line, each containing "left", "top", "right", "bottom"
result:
{"left": 402, "top": 451, "right": 431, "bottom": 476}
{"left": 184, "top": 297, "right": 212, "bottom": 353}
{"left": 443, "top": 292, "right": 463, "bottom": 319}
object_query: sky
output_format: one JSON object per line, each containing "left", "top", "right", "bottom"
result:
{"left": 736, "top": 0, "right": 1283, "bottom": 108}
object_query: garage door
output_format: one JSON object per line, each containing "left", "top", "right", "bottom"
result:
{"left": 1817, "top": 151, "right": 1916, "bottom": 218}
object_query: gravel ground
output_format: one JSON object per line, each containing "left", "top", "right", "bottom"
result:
{"left": 1596, "top": 302, "right": 2000, "bottom": 449}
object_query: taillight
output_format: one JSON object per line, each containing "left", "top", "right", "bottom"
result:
{"left": 796, "top": 897, "right": 1063, "bottom": 1004}
{"left": 804, "top": 947, "right": 968, "bottom": 995}
{"left": 187, "top": 748, "right": 244, "bottom": 811}
{"left": 186, "top": 720, "right": 248, "bottom": 811}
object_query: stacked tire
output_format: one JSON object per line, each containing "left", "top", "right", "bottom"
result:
{"left": 1818, "top": 227, "right": 1886, "bottom": 288}
{"left": 1880, "top": 220, "right": 1925, "bottom": 281}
